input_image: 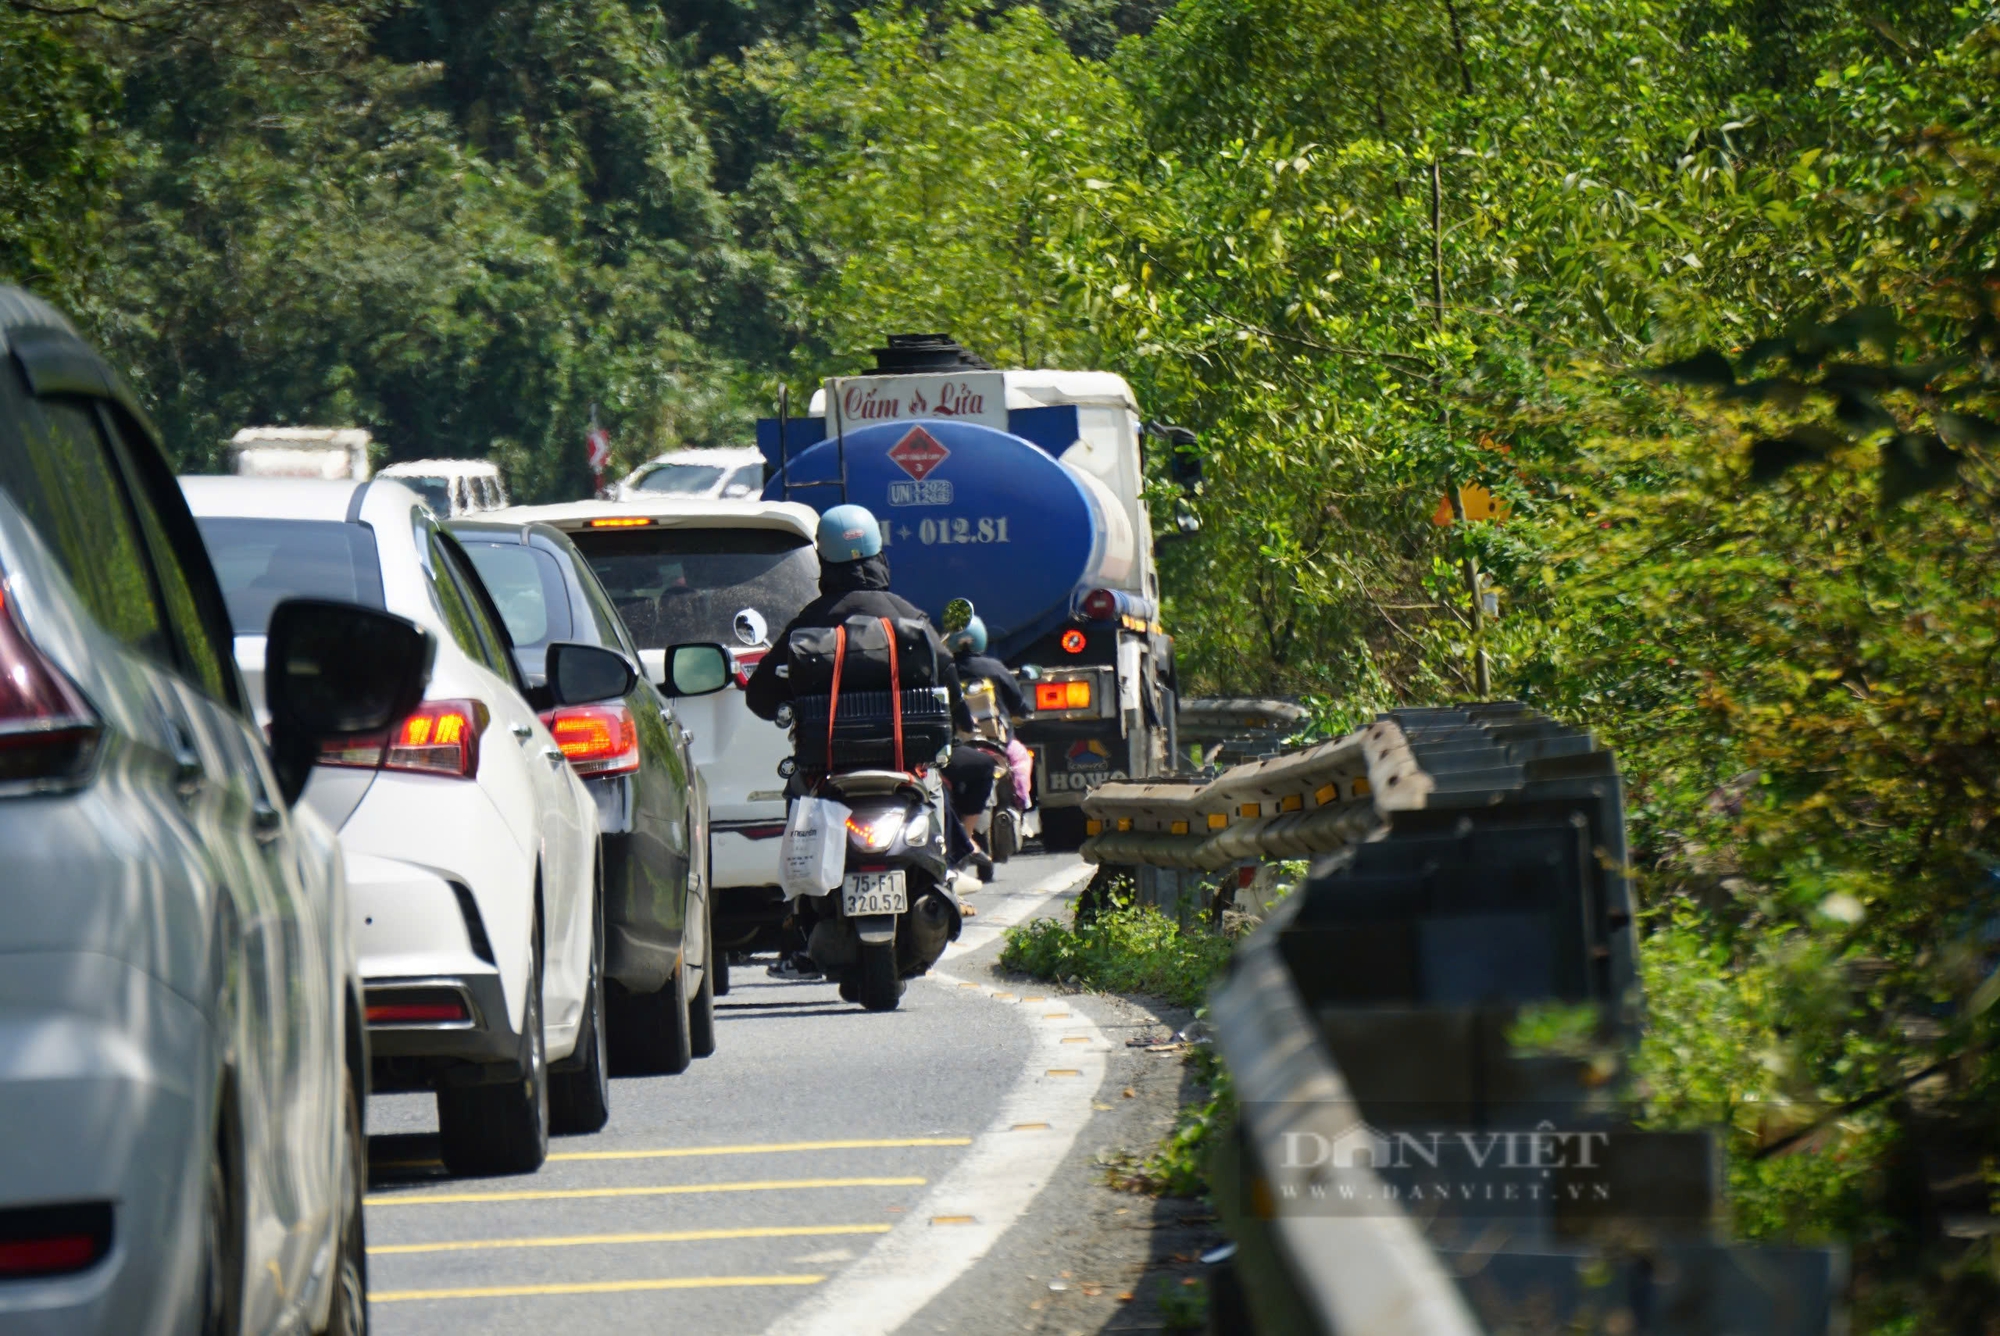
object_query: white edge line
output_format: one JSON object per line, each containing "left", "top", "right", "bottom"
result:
{"left": 762, "top": 860, "right": 1102, "bottom": 1336}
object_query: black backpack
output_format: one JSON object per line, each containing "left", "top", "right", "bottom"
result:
{"left": 790, "top": 615, "right": 951, "bottom": 772}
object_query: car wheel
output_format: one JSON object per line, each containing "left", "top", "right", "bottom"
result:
{"left": 608, "top": 961, "right": 691, "bottom": 1076}
{"left": 858, "top": 941, "right": 903, "bottom": 1012}
{"left": 550, "top": 895, "right": 610, "bottom": 1135}
{"left": 316, "top": 1074, "right": 368, "bottom": 1335}
{"left": 198, "top": 1116, "right": 243, "bottom": 1336}
{"left": 437, "top": 927, "right": 549, "bottom": 1175}
{"left": 688, "top": 894, "right": 717, "bottom": 1059}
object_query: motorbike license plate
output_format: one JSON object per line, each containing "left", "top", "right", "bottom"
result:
{"left": 843, "top": 870, "right": 908, "bottom": 917}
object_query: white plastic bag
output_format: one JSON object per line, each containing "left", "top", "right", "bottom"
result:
{"left": 780, "top": 795, "right": 851, "bottom": 899}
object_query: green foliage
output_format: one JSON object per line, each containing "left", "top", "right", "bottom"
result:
{"left": 1105, "top": 1044, "right": 1233, "bottom": 1197}
{"left": 1000, "top": 902, "right": 1236, "bottom": 1009}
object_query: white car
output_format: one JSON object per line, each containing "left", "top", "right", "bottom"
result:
{"left": 497, "top": 497, "right": 819, "bottom": 957}
{"left": 184, "top": 476, "right": 609, "bottom": 1176}
{"left": 0, "top": 289, "right": 416, "bottom": 1334}
{"left": 378, "top": 457, "right": 509, "bottom": 517}
{"left": 614, "top": 446, "right": 767, "bottom": 501}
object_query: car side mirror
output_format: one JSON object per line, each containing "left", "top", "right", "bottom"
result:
{"left": 546, "top": 642, "right": 637, "bottom": 706}
{"left": 266, "top": 599, "right": 435, "bottom": 807}
{"left": 664, "top": 642, "right": 730, "bottom": 697}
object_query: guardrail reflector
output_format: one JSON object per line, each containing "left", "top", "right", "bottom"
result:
{"left": 1207, "top": 812, "right": 1228, "bottom": 829}
{"left": 1280, "top": 793, "right": 1303, "bottom": 812}
{"left": 1085, "top": 818, "right": 1102, "bottom": 836}
{"left": 1238, "top": 802, "right": 1260, "bottom": 818}
{"left": 1315, "top": 782, "right": 1338, "bottom": 805}
{"left": 1170, "top": 820, "right": 1189, "bottom": 835}
{"left": 1352, "top": 777, "right": 1371, "bottom": 796}
{"left": 1117, "top": 818, "right": 1132, "bottom": 831}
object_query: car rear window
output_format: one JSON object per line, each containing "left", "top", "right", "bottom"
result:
{"left": 570, "top": 526, "right": 817, "bottom": 650}
{"left": 633, "top": 463, "right": 725, "bottom": 495}
{"left": 459, "top": 540, "right": 575, "bottom": 663}
{"left": 197, "top": 518, "right": 385, "bottom": 634}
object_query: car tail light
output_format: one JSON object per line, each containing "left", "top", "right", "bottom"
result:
{"left": 317, "top": 699, "right": 487, "bottom": 778}
{"left": 728, "top": 646, "right": 768, "bottom": 689}
{"left": 0, "top": 1203, "right": 113, "bottom": 1279}
{"left": 539, "top": 703, "right": 639, "bottom": 776}
{"left": 1059, "top": 628, "right": 1087, "bottom": 654}
{"left": 0, "top": 584, "right": 103, "bottom": 794}
{"left": 366, "top": 985, "right": 474, "bottom": 1026}
{"left": 1035, "top": 679, "right": 1092, "bottom": 711}
{"left": 1078, "top": 588, "right": 1118, "bottom": 621}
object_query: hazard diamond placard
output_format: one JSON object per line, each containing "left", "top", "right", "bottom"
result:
{"left": 885, "top": 426, "right": 951, "bottom": 482}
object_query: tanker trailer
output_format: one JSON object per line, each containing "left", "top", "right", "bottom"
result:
{"left": 758, "top": 336, "right": 1184, "bottom": 850}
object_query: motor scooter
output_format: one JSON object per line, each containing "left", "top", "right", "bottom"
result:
{"left": 778, "top": 613, "right": 965, "bottom": 1011}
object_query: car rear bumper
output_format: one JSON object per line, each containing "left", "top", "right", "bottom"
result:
{"left": 712, "top": 816, "right": 786, "bottom": 889}
{"left": 344, "top": 853, "right": 527, "bottom": 1084}
{"left": 0, "top": 954, "right": 208, "bottom": 1335}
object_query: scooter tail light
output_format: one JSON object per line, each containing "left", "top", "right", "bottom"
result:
{"left": 845, "top": 811, "right": 903, "bottom": 851}
{"left": 0, "top": 582, "right": 103, "bottom": 793}
{"left": 539, "top": 703, "right": 639, "bottom": 776}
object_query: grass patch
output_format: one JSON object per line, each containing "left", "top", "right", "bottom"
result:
{"left": 1103, "top": 1047, "right": 1233, "bottom": 1198}
{"left": 998, "top": 901, "right": 1237, "bottom": 1010}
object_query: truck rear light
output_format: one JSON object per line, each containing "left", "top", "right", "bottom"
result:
{"left": 1035, "top": 680, "right": 1092, "bottom": 711}
{"left": 1078, "top": 588, "right": 1118, "bottom": 621}
{"left": 318, "top": 699, "right": 486, "bottom": 778}
{"left": 0, "top": 584, "right": 102, "bottom": 794}
{"left": 0, "top": 1203, "right": 113, "bottom": 1279}
{"left": 728, "top": 646, "right": 768, "bottom": 689}
{"left": 539, "top": 703, "right": 639, "bottom": 776}
{"left": 1059, "top": 629, "right": 1087, "bottom": 654}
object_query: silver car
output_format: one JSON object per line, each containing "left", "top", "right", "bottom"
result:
{"left": 0, "top": 288, "right": 428, "bottom": 1333}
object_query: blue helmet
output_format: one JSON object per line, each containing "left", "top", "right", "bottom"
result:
{"left": 816, "top": 504, "right": 883, "bottom": 563}
{"left": 948, "top": 615, "right": 988, "bottom": 656}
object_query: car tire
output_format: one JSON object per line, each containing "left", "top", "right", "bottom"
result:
{"left": 712, "top": 947, "right": 731, "bottom": 997}
{"left": 316, "top": 1074, "right": 369, "bottom": 1335}
{"left": 688, "top": 895, "right": 717, "bottom": 1059}
{"left": 198, "top": 1113, "right": 244, "bottom": 1336}
{"left": 437, "top": 928, "right": 549, "bottom": 1176}
{"left": 610, "top": 961, "right": 692, "bottom": 1076}
{"left": 550, "top": 895, "right": 610, "bottom": 1135}
{"left": 858, "top": 941, "right": 903, "bottom": 1012}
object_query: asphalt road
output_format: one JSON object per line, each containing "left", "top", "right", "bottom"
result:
{"left": 362, "top": 853, "right": 1180, "bottom": 1336}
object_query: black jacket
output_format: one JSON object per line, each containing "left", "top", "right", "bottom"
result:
{"left": 745, "top": 554, "right": 970, "bottom": 728}
{"left": 955, "top": 651, "right": 1027, "bottom": 718}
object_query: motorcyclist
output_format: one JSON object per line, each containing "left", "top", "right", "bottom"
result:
{"left": 745, "top": 505, "right": 984, "bottom": 955}
{"left": 945, "top": 615, "right": 1034, "bottom": 839}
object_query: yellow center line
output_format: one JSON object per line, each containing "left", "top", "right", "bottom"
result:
{"left": 371, "top": 1274, "right": 824, "bottom": 1303}
{"left": 369, "top": 1223, "right": 892, "bottom": 1256}
{"left": 547, "top": 1136, "right": 971, "bottom": 1163}
{"left": 365, "top": 1176, "right": 925, "bottom": 1208}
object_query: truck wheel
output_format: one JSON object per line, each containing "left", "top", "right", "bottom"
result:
{"left": 688, "top": 896, "right": 717, "bottom": 1059}
{"left": 857, "top": 942, "right": 903, "bottom": 1012}
{"left": 438, "top": 932, "right": 548, "bottom": 1176}
{"left": 608, "top": 963, "right": 692, "bottom": 1076}
{"left": 1041, "top": 806, "right": 1089, "bottom": 853}
{"left": 549, "top": 901, "right": 610, "bottom": 1135}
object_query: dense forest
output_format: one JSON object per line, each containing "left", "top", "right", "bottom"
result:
{"left": 7, "top": 0, "right": 2000, "bottom": 1324}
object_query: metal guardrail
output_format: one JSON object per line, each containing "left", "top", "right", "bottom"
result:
{"left": 1083, "top": 704, "right": 1845, "bottom": 1336}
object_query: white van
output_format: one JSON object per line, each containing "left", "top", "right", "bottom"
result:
{"left": 496, "top": 497, "right": 819, "bottom": 958}
{"left": 379, "top": 458, "right": 509, "bottom": 517}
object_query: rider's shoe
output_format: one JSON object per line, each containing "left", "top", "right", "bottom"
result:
{"left": 766, "top": 952, "right": 823, "bottom": 981}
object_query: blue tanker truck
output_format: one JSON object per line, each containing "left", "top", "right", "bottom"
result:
{"left": 758, "top": 334, "right": 1186, "bottom": 851}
